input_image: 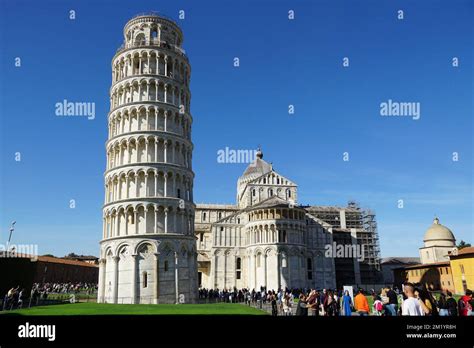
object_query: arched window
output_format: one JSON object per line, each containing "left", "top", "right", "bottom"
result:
{"left": 269, "top": 189, "right": 273, "bottom": 196}
{"left": 202, "top": 212, "right": 207, "bottom": 221}
{"left": 252, "top": 189, "right": 256, "bottom": 197}
{"left": 135, "top": 33, "right": 146, "bottom": 45}
{"left": 164, "top": 260, "right": 169, "bottom": 272}
{"left": 177, "top": 189, "right": 181, "bottom": 198}
{"left": 307, "top": 258, "right": 313, "bottom": 280}
{"left": 142, "top": 272, "right": 148, "bottom": 288}
{"left": 218, "top": 212, "right": 222, "bottom": 219}
{"left": 236, "top": 257, "right": 242, "bottom": 280}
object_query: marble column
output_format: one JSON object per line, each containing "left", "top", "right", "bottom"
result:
{"left": 154, "top": 253, "right": 160, "bottom": 304}
{"left": 130, "top": 254, "right": 138, "bottom": 304}
{"left": 112, "top": 256, "right": 120, "bottom": 303}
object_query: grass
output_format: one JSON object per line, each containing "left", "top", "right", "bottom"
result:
{"left": 0, "top": 302, "right": 267, "bottom": 316}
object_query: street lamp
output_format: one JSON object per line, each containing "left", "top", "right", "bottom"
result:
{"left": 7, "top": 221, "right": 16, "bottom": 253}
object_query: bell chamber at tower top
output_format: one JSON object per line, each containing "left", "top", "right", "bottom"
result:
{"left": 121, "top": 14, "right": 184, "bottom": 50}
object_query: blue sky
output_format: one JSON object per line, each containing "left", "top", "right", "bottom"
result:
{"left": 0, "top": 0, "right": 472, "bottom": 257}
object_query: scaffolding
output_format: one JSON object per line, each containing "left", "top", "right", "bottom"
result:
{"left": 305, "top": 202, "right": 383, "bottom": 282}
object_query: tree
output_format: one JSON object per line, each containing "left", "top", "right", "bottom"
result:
{"left": 457, "top": 240, "right": 471, "bottom": 250}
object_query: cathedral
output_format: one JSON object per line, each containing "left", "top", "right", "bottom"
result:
{"left": 195, "top": 150, "right": 382, "bottom": 291}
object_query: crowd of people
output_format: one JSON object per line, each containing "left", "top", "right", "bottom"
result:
{"left": 2, "top": 282, "right": 97, "bottom": 311}
{"left": 31, "top": 282, "right": 97, "bottom": 295}
{"left": 397, "top": 283, "right": 473, "bottom": 316}
{"left": 3, "top": 281, "right": 473, "bottom": 317}
{"left": 2, "top": 286, "right": 26, "bottom": 311}
{"left": 198, "top": 286, "right": 357, "bottom": 316}
{"left": 199, "top": 284, "right": 474, "bottom": 317}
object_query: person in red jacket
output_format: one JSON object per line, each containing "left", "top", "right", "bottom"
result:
{"left": 458, "top": 289, "right": 473, "bottom": 316}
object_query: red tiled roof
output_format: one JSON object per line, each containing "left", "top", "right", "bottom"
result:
{"left": 452, "top": 247, "right": 474, "bottom": 256}
{"left": 37, "top": 255, "right": 98, "bottom": 268}
{"left": 394, "top": 261, "right": 450, "bottom": 270}
{"left": 4, "top": 253, "right": 98, "bottom": 268}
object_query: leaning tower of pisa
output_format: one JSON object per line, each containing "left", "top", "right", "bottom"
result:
{"left": 98, "top": 13, "right": 197, "bottom": 304}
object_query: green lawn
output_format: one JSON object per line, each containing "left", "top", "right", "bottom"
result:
{"left": 0, "top": 302, "right": 267, "bottom": 316}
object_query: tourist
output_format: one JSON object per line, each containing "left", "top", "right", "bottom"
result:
{"left": 373, "top": 296, "right": 384, "bottom": 316}
{"left": 323, "top": 290, "right": 338, "bottom": 316}
{"left": 415, "top": 288, "right": 438, "bottom": 316}
{"left": 445, "top": 291, "right": 458, "bottom": 316}
{"left": 277, "top": 289, "right": 283, "bottom": 313}
{"left": 401, "top": 283, "right": 423, "bottom": 316}
{"left": 282, "top": 294, "right": 292, "bottom": 316}
{"left": 354, "top": 289, "right": 370, "bottom": 316}
{"left": 17, "top": 289, "right": 24, "bottom": 309}
{"left": 2, "top": 291, "right": 11, "bottom": 311}
{"left": 270, "top": 291, "right": 278, "bottom": 316}
{"left": 380, "top": 288, "right": 389, "bottom": 311}
{"left": 335, "top": 290, "right": 341, "bottom": 316}
{"left": 295, "top": 293, "right": 308, "bottom": 316}
{"left": 320, "top": 289, "right": 327, "bottom": 315}
{"left": 437, "top": 293, "right": 449, "bottom": 316}
{"left": 256, "top": 291, "right": 262, "bottom": 309}
{"left": 307, "top": 290, "right": 320, "bottom": 316}
{"left": 341, "top": 290, "right": 353, "bottom": 316}
{"left": 458, "top": 289, "right": 473, "bottom": 316}
{"left": 6, "top": 287, "right": 18, "bottom": 310}
{"left": 289, "top": 292, "right": 295, "bottom": 307}
{"left": 385, "top": 286, "right": 398, "bottom": 316}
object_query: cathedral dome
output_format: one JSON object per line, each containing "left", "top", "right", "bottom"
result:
{"left": 239, "top": 149, "right": 273, "bottom": 183}
{"left": 423, "top": 218, "right": 456, "bottom": 247}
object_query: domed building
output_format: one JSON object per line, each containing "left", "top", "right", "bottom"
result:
{"left": 419, "top": 218, "right": 456, "bottom": 264}
{"left": 393, "top": 217, "right": 472, "bottom": 295}
{"left": 195, "top": 149, "right": 383, "bottom": 290}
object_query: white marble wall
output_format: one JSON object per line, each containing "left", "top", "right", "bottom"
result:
{"left": 99, "top": 237, "right": 197, "bottom": 304}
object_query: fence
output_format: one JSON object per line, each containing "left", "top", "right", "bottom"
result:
{"left": 0, "top": 291, "right": 98, "bottom": 312}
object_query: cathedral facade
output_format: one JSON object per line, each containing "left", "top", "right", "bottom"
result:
{"left": 195, "top": 150, "right": 382, "bottom": 291}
